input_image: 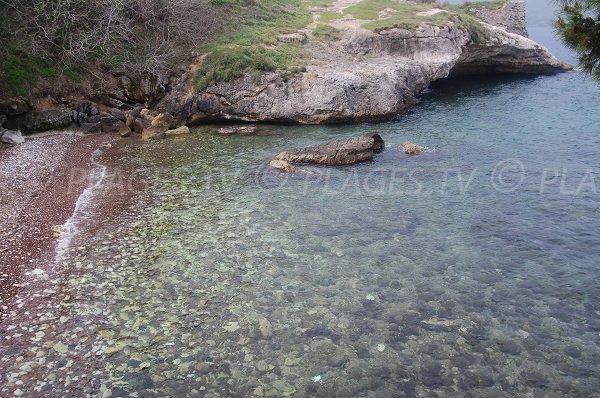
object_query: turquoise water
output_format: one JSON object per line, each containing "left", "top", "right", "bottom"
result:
{"left": 3, "top": 10, "right": 600, "bottom": 398}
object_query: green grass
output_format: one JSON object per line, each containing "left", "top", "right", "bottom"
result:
{"left": 1, "top": 48, "right": 81, "bottom": 95}
{"left": 194, "top": 0, "right": 316, "bottom": 91}
{"left": 194, "top": 44, "right": 306, "bottom": 90}
{"left": 319, "top": 11, "right": 344, "bottom": 23}
{"left": 341, "top": 0, "right": 492, "bottom": 37}
{"left": 313, "top": 24, "right": 342, "bottom": 41}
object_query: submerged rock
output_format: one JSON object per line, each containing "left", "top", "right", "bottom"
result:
{"left": 217, "top": 126, "right": 259, "bottom": 136}
{"left": 269, "top": 159, "right": 302, "bottom": 173}
{"left": 273, "top": 133, "right": 385, "bottom": 167}
{"left": 400, "top": 141, "right": 426, "bottom": 155}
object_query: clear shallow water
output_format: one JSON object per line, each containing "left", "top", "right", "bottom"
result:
{"left": 3, "top": 18, "right": 600, "bottom": 398}
{"left": 26, "top": 66, "right": 597, "bottom": 397}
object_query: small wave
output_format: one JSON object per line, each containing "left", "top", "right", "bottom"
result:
{"left": 54, "top": 146, "right": 108, "bottom": 263}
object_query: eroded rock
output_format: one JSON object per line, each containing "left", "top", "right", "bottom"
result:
{"left": 10, "top": 110, "right": 73, "bottom": 133}
{"left": 273, "top": 133, "right": 385, "bottom": 166}
{"left": 142, "top": 112, "right": 174, "bottom": 140}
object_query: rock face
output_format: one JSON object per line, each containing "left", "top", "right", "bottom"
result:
{"left": 0, "top": 97, "right": 32, "bottom": 116}
{"left": 471, "top": 0, "right": 528, "bottom": 38}
{"left": 273, "top": 133, "right": 384, "bottom": 166}
{"left": 8, "top": 110, "right": 73, "bottom": 133}
{"left": 159, "top": 16, "right": 570, "bottom": 125}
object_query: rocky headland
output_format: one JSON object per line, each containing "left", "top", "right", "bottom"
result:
{"left": 0, "top": 0, "right": 571, "bottom": 142}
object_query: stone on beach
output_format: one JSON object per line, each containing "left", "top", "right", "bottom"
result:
{"left": 0, "top": 128, "right": 25, "bottom": 145}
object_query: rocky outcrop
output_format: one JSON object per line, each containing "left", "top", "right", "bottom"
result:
{"left": 159, "top": 16, "right": 570, "bottom": 125}
{"left": 8, "top": 110, "right": 73, "bottom": 132}
{"left": 272, "top": 133, "right": 384, "bottom": 167}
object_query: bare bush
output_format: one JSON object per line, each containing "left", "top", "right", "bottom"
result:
{"left": 0, "top": 0, "right": 228, "bottom": 74}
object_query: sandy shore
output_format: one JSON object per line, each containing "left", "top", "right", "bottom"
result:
{"left": 0, "top": 133, "right": 118, "bottom": 318}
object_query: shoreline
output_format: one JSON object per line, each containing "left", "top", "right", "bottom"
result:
{"left": 0, "top": 133, "right": 134, "bottom": 318}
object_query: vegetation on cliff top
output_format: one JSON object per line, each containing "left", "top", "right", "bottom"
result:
{"left": 193, "top": 0, "right": 313, "bottom": 90}
{"left": 0, "top": 0, "right": 231, "bottom": 95}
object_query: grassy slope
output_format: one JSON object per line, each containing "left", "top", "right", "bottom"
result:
{"left": 193, "top": 0, "right": 506, "bottom": 91}
{"left": 193, "top": 0, "right": 318, "bottom": 90}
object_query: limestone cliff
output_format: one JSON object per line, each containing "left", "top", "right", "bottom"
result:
{"left": 156, "top": 2, "right": 571, "bottom": 125}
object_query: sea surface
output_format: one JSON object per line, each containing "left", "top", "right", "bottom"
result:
{"left": 3, "top": 2, "right": 600, "bottom": 397}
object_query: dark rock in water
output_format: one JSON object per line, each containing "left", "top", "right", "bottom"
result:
{"left": 217, "top": 126, "right": 259, "bottom": 136}
{"left": 9, "top": 109, "right": 73, "bottom": 133}
{"left": 80, "top": 123, "right": 101, "bottom": 135}
{"left": 0, "top": 128, "right": 25, "bottom": 145}
{"left": 273, "top": 133, "right": 385, "bottom": 167}
{"left": 0, "top": 97, "right": 32, "bottom": 116}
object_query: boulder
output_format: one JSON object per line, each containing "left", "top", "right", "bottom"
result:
{"left": 142, "top": 112, "right": 174, "bottom": 140}
{"left": 273, "top": 133, "right": 385, "bottom": 166}
{"left": 400, "top": 141, "right": 426, "bottom": 155}
{"left": 75, "top": 100, "right": 99, "bottom": 118}
{"left": 133, "top": 119, "right": 145, "bottom": 135}
{"left": 217, "top": 126, "right": 259, "bottom": 136}
{"left": 86, "top": 114, "right": 102, "bottom": 123}
{"left": 108, "top": 108, "right": 126, "bottom": 122}
{"left": 80, "top": 123, "right": 102, "bottom": 134}
{"left": 140, "top": 108, "right": 158, "bottom": 122}
{"left": 0, "top": 97, "right": 32, "bottom": 116}
{"left": 166, "top": 126, "right": 191, "bottom": 136}
{"left": 125, "top": 107, "right": 142, "bottom": 132}
{"left": 100, "top": 114, "right": 126, "bottom": 134}
{"left": 0, "top": 128, "right": 25, "bottom": 145}
{"left": 10, "top": 110, "right": 73, "bottom": 133}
